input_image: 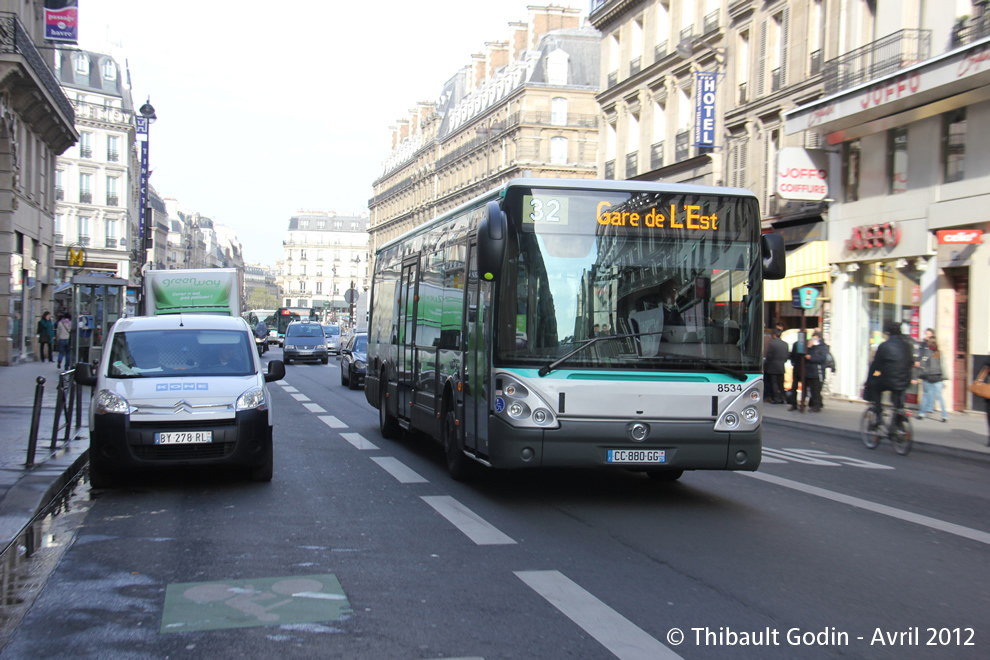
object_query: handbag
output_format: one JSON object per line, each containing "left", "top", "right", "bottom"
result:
{"left": 970, "top": 366, "right": 990, "bottom": 399}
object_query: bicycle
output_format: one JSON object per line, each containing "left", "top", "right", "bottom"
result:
{"left": 860, "top": 404, "right": 913, "bottom": 455}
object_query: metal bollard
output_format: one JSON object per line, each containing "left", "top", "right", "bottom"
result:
{"left": 25, "top": 377, "right": 45, "bottom": 468}
{"left": 75, "top": 371, "right": 82, "bottom": 429}
{"left": 49, "top": 376, "right": 65, "bottom": 450}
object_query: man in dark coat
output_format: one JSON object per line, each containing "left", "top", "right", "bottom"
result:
{"left": 866, "top": 321, "right": 916, "bottom": 423}
{"left": 764, "top": 327, "right": 788, "bottom": 404}
{"left": 803, "top": 331, "right": 830, "bottom": 412}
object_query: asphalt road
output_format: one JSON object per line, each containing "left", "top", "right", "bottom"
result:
{"left": 2, "top": 348, "right": 988, "bottom": 659}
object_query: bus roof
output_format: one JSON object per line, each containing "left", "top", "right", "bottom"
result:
{"left": 374, "top": 177, "right": 758, "bottom": 255}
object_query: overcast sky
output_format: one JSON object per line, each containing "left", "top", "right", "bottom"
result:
{"left": 77, "top": 0, "right": 585, "bottom": 268}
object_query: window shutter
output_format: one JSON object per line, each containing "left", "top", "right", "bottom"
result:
{"left": 758, "top": 21, "right": 767, "bottom": 96}
{"left": 739, "top": 139, "right": 748, "bottom": 188}
{"left": 780, "top": 7, "right": 790, "bottom": 87}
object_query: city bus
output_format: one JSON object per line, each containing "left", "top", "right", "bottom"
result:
{"left": 365, "top": 178, "right": 785, "bottom": 481}
{"left": 273, "top": 306, "right": 319, "bottom": 346}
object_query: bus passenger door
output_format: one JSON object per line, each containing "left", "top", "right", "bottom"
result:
{"left": 397, "top": 260, "right": 418, "bottom": 420}
{"left": 463, "top": 243, "right": 491, "bottom": 457}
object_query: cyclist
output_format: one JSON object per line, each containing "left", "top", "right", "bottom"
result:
{"left": 865, "top": 320, "right": 915, "bottom": 430}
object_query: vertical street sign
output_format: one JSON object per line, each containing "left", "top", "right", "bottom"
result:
{"left": 694, "top": 72, "right": 718, "bottom": 148}
{"left": 136, "top": 116, "right": 149, "bottom": 242}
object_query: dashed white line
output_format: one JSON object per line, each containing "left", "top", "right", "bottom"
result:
{"left": 281, "top": 386, "right": 299, "bottom": 393}
{"left": 371, "top": 457, "right": 428, "bottom": 484}
{"left": 303, "top": 402, "right": 326, "bottom": 413}
{"left": 420, "top": 495, "right": 516, "bottom": 545}
{"left": 515, "top": 570, "right": 681, "bottom": 660}
{"left": 318, "top": 416, "right": 347, "bottom": 429}
{"left": 291, "top": 393, "right": 311, "bottom": 402}
{"left": 742, "top": 471, "right": 990, "bottom": 545}
{"left": 340, "top": 433, "right": 378, "bottom": 450}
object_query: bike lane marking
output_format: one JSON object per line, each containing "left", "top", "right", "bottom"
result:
{"left": 741, "top": 471, "right": 990, "bottom": 545}
{"left": 302, "top": 402, "right": 326, "bottom": 413}
{"left": 421, "top": 495, "right": 516, "bottom": 545}
{"left": 280, "top": 385, "right": 298, "bottom": 393}
{"left": 516, "top": 570, "right": 681, "bottom": 660}
{"left": 290, "top": 393, "right": 310, "bottom": 402}
{"left": 371, "top": 456, "right": 428, "bottom": 484}
{"left": 318, "top": 415, "right": 348, "bottom": 429}
{"left": 340, "top": 432, "right": 378, "bottom": 450}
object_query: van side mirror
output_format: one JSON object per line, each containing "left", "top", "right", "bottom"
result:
{"left": 761, "top": 233, "right": 786, "bottom": 280}
{"left": 74, "top": 362, "right": 97, "bottom": 386}
{"left": 265, "top": 360, "right": 286, "bottom": 383}
{"left": 477, "top": 200, "right": 506, "bottom": 281}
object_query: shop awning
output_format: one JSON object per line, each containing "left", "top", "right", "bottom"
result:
{"left": 764, "top": 241, "right": 830, "bottom": 302}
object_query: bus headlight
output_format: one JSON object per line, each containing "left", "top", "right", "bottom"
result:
{"left": 714, "top": 381, "right": 763, "bottom": 432}
{"left": 742, "top": 406, "right": 759, "bottom": 423}
{"left": 508, "top": 401, "right": 527, "bottom": 418}
{"left": 495, "top": 373, "right": 558, "bottom": 429}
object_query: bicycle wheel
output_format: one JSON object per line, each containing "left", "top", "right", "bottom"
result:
{"left": 891, "top": 413, "right": 913, "bottom": 456}
{"left": 860, "top": 408, "right": 882, "bottom": 450}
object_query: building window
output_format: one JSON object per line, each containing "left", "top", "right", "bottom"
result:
{"left": 300, "top": 219, "right": 309, "bottom": 229}
{"left": 843, "top": 139, "right": 861, "bottom": 202}
{"left": 79, "top": 132, "right": 92, "bottom": 158}
{"left": 944, "top": 108, "right": 966, "bottom": 184}
{"left": 316, "top": 281, "right": 322, "bottom": 294}
{"left": 317, "top": 219, "right": 326, "bottom": 229}
{"left": 655, "top": 1, "right": 670, "bottom": 60}
{"left": 551, "top": 97, "right": 568, "bottom": 126}
{"left": 106, "top": 176, "right": 119, "bottom": 206}
{"left": 550, "top": 137, "right": 568, "bottom": 164}
{"left": 102, "top": 59, "right": 116, "bottom": 80}
{"left": 74, "top": 54, "right": 88, "bottom": 75}
{"left": 547, "top": 48, "right": 569, "bottom": 85}
{"left": 301, "top": 249, "right": 307, "bottom": 260}
{"left": 107, "top": 135, "right": 119, "bottom": 162}
{"left": 351, "top": 222, "right": 359, "bottom": 230}
{"left": 55, "top": 170, "right": 64, "bottom": 200}
{"left": 888, "top": 127, "right": 908, "bottom": 194}
{"left": 334, "top": 220, "right": 343, "bottom": 230}
{"left": 78, "top": 216, "right": 91, "bottom": 245}
{"left": 738, "top": 30, "right": 750, "bottom": 104}
{"left": 79, "top": 173, "right": 92, "bottom": 203}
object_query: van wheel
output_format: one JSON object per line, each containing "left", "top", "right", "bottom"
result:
{"left": 443, "top": 410, "right": 474, "bottom": 481}
{"left": 249, "top": 440, "right": 273, "bottom": 482}
{"left": 379, "top": 383, "right": 400, "bottom": 439}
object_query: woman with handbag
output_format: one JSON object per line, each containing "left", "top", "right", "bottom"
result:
{"left": 972, "top": 359, "right": 990, "bottom": 446}
{"left": 918, "top": 330, "right": 948, "bottom": 422}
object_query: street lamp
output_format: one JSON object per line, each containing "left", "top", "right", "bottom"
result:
{"left": 475, "top": 118, "right": 504, "bottom": 190}
{"left": 135, "top": 98, "right": 156, "bottom": 313}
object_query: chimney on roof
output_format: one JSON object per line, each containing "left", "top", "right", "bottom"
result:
{"left": 528, "top": 5, "right": 581, "bottom": 50}
{"left": 510, "top": 21, "right": 528, "bottom": 60}
{"left": 397, "top": 118, "right": 410, "bottom": 141}
{"left": 485, "top": 41, "right": 509, "bottom": 78}
{"left": 470, "top": 53, "right": 486, "bottom": 90}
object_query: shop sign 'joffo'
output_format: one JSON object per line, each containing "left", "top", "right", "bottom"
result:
{"left": 776, "top": 147, "right": 829, "bottom": 201}
{"left": 936, "top": 229, "right": 983, "bottom": 244}
{"left": 847, "top": 222, "right": 900, "bottom": 251}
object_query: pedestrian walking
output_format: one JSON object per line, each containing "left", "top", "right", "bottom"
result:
{"left": 55, "top": 313, "right": 73, "bottom": 369}
{"left": 787, "top": 333, "right": 808, "bottom": 411}
{"left": 973, "top": 358, "right": 990, "bottom": 446}
{"left": 918, "top": 329, "right": 948, "bottom": 422}
{"left": 804, "top": 331, "right": 829, "bottom": 412}
{"left": 36, "top": 311, "right": 54, "bottom": 362}
{"left": 764, "top": 327, "right": 788, "bottom": 404}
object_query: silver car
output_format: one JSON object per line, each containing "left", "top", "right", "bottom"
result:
{"left": 322, "top": 324, "right": 342, "bottom": 354}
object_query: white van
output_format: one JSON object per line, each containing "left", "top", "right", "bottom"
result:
{"left": 75, "top": 315, "right": 286, "bottom": 487}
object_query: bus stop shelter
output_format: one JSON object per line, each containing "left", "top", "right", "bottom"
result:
{"left": 71, "top": 274, "right": 127, "bottom": 366}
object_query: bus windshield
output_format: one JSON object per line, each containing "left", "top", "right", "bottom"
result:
{"left": 496, "top": 187, "right": 763, "bottom": 373}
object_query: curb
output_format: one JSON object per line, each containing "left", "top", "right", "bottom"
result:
{"left": 763, "top": 417, "right": 990, "bottom": 464}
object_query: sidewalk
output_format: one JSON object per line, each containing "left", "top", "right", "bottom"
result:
{"left": 0, "top": 358, "right": 89, "bottom": 554}
{"left": 762, "top": 395, "right": 990, "bottom": 461}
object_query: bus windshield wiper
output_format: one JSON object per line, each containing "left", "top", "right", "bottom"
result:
{"left": 538, "top": 330, "right": 664, "bottom": 377}
{"left": 655, "top": 352, "right": 747, "bottom": 381}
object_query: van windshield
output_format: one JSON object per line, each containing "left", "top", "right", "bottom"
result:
{"left": 107, "top": 329, "right": 255, "bottom": 377}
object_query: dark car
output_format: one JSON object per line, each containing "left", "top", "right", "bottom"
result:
{"left": 282, "top": 321, "right": 328, "bottom": 364}
{"left": 340, "top": 332, "right": 367, "bottom": 389}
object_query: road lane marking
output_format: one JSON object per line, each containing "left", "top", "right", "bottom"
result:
{"left": 762, "top": 448, "right": 894, "bottom": 469}
{"left": 291, "top": 393, "right": 311, "bottom": 402}
{"left": 281, "top": 386, "right": 298, "bottom": 393}
{"left": 303, "top": 403, "right": 326, "bottom": 413}
{"left": 371, "top": 457, "right": 428, "bottom": 484}
{"left": 742, "top": 471, "right": 990, "bottom": 546}
{"left": 340, "top": 433, "right": 378, "bottom": 450}
{"left": 420, "top": 496, "right": 516, "bottom": 545}
{"left": 515, "top": 570, "right": 681, "bottom": 660}
{"left": 318, "top": 416, "right": 347, "bottom": 429}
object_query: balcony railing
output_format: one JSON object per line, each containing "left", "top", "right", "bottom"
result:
{"left": 54, "top": 233, "right": 63, "bottom": 246}
{"left": 738, "top": 82, "right": 748, "bottom": 105}
{"left": 821, "top": 28, "right": 931, "bottom": 96}
{"left": 630, "top": 56, "right": 641, "bottom": 76}
{"left": 108, "top": 150, "right": 119, "bottom": 162}
{"left": 55, "top": 187, "right": 63, "bottom": 201}
{"left": 78, "top": 235, "right": 90, "bottom": 246}
{"left": 675, "top": 131, "right": 691, "bottom": 162}
{"left": 771, "top": 67, "right": 782, "bottom": 92}
{"left": 655, "top": 40, "right": 668, "bottom": 62}
{"left": 604, "top": 159, "right": 615, "bottom": 180}
{"left": 79, "top": 191, "right": 92, "bottom": 203}
{"left": 650, "top": 141, "right": 664, "bottom": 170}
{"left": 106, "top": 194, "right": 118, "bottom": 206}
{"left": 680, "top": 25, "right": 694, "bottom": 44}
{"left": 0, "top": 13, "right": 74, "bottom": 123}
{"left": 703, "top": 9, "right": 719, "bottom": 35}
{"left": 607, "top": 70, "right": 618, "bottom": 87}
{"left": 950, "top": 13, "right": 990, "bottom": 48}
{"left": 105, "top": 238, "right": 117, "bottom": 248}
{"left": 809, "top": 49, "right": 822, "bottom": 75}
{"left": 80, "top": 146, "right": 92, "bottom": 158}
{"left": 625, "top": 152, "right": 638, "bottom": 177}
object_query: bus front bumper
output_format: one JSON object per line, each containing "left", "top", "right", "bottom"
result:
{"left": 484, "top": 415, "right": 761, "bottom": 471}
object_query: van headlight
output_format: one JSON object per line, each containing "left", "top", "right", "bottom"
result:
{"left": 236, "top": 387, "right": 268, "bottom": 411}
{"left": 94, "top": 389, "right": 129, "bottom": 415}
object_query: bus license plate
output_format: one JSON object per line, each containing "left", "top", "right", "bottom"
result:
{"left": 155, "top": 431, "right": 213, "bottom": 445}
{"left": 607, "top": 449, "right": 665, "bottom": 464}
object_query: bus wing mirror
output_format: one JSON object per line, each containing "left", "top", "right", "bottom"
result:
{"left": 477, "top": 200, "right": 506, "bottom": 281}
{"left": 761, "top": 233, "right": 786, "bottom": 280}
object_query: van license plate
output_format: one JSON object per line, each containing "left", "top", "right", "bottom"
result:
{"left": 607, "top": 449, "right": 665, "bottom": 463}
{"left": 155, "top": 431, "right": 213, "bottom": 445}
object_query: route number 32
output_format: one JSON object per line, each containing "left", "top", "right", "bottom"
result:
{"left": 529, "top": 198, "right": 562, "bottom": 223}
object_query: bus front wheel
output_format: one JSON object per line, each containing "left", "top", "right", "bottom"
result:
{"left": 379, "top": 382, "right": 401, "bottom": 439}
{"left": 443, "top": 410, "right": 473, "bottom": 481}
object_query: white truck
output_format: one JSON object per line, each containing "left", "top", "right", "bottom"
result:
{"left": 144, "top": 268, "right": 240, "bottom": 317}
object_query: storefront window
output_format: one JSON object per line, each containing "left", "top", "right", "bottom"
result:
{"left": 888, "top": 127, "right": 908, "bottom": 194}
{"left": 843, "top": 139, "right": 861, "bottom": 202}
